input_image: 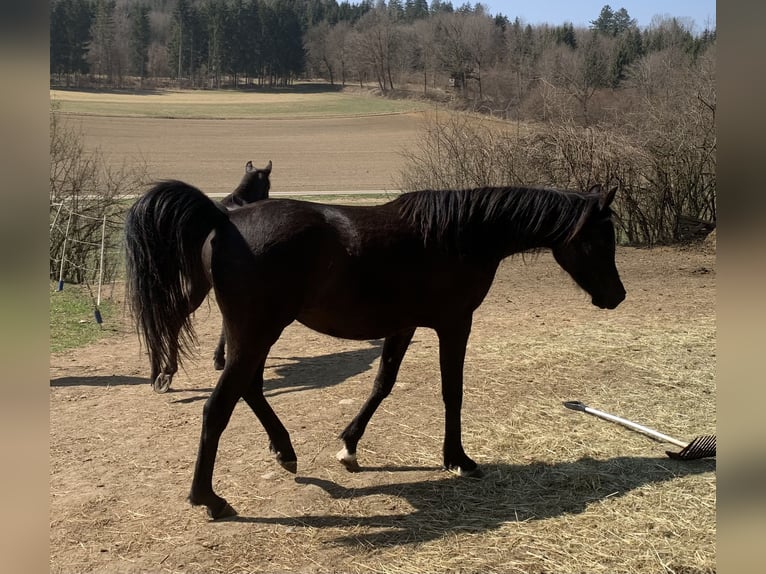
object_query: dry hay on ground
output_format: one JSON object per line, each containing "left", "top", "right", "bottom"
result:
{"left": 50, "top": 246, "right": 716, "bottom": 574}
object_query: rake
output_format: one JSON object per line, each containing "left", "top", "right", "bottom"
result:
{"left": 563, "top": 400, "right": 716, "bottom": 460}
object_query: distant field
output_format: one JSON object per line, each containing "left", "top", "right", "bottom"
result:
{"left": 52, "top": 87, "right": 433, "bottom": 195}
{"left": 50, "top": 85, "right": 428, "bottom": 119}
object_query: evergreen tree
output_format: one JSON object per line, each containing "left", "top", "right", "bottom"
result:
{"left": 590, "top": 4, "right": 615, "bottom": 35}
{"left": 583, "top": 30, "right": 608, "bottom": 89}
{"left": 612, "top": 8, "right": 635, "bottom": 34}
{"left": 591, "top": 5, "right": 636, "bottom": 37}
{"left": 50, "top": 0, "right": 93, "bottom": 79}
{"left": 168, "top": 0, "right": 192, "bottom": 80}
{"left": 128, "top": 2, "right": 151, "bottom": 80}
{"left": 202, "top": 0, "right": 228, "bottom": 87}
{"left": 225, "top": 0, "right": 261, "bottom": 84}
{"left": 608, "top": 24, "right": 642, "bottom": 86}
{"left": 554, "top": 22, "right": 576, "bottom": 49}
{"left": 431, "top": 0, "right": 454, "bottom": 14}
{"left": 405, "top": 0, "right": 429, "bottom": 22}
{"left": 388, "top": 0, "right": 405, "bottom": 21}
{"left": 88, "top": 0, "right": 117, "bottom": 80}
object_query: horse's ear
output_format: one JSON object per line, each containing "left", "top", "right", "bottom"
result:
{"left": 599, "top": 186, "right": 618, "bottom": 211}
{"left": 588, "top": 184, "right": 603, "bottom": 195}
{"left": 245, "top": 161, "right": 254, "bottom": 173}
{"left": 264, "top": 160, "right": 272, "bottom": 174}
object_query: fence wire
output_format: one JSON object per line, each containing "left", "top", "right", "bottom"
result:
{"left": 50, "top": 199, "right": 125, "bottom": 326}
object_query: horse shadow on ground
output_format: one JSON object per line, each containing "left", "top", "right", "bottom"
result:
{"left": 169, "top": 341, "right": 384, "bottom": 404}
{"left": 50, "top": 375, "right": 147, "bottom": 387}
{"left": 49, "top": 341, "right": 383, "bottom": 398}
{"left": 230, "top": 456, "right": 716, "bottom": 547}
{"left": 264, "top": 340, "right": 383, "bottom": 398}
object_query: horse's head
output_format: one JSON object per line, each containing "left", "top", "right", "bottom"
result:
{"left": 236, "top": 160, "right": 272, "bottom": 203}
{"left": 552, "top": 185, "right": 626, "bottom": 310}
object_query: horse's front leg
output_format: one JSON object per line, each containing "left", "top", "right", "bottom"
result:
{"left": 337, "top": 329, "right": 415, "bottom": 471}
{"left": 188, "top": 362, "right": 252, "bottom": 519}
{"left": 437, "top": 318, "right": 481, "bottom": 477}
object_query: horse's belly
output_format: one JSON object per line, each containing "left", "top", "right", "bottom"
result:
{"left": 296, "top": 304, "right": 417, "bottom": 340}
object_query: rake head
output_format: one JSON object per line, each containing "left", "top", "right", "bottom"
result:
{"left": 666, "top": 435, "right": 716, "bottom": 460}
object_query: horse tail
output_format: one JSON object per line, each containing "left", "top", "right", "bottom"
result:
{"left": 124, "top": 180, "right": 228, "bottom": 378}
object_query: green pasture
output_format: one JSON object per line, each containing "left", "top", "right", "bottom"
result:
{"left": 50, "top": 283, "right": 117, "bottom": 353}
{"left": 49, "top": 85, "right": 428, "bottom": 119}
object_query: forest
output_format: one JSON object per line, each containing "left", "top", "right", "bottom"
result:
{"left": 50, "top": 0, "right": 714, "bottom": 117}
{"left": 50, "top": 0, "right": 716, "bottom": 246}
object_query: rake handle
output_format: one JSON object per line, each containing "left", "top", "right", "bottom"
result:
{"left": 563, "top": 401, "right": 688, "bottom": 448}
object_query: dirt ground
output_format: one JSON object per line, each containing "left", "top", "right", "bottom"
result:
{"left": 50, "top": 242, "right": 716, "bottom": 573}
{"left": 72, "top": 113, "right": 426, "bottom": 195}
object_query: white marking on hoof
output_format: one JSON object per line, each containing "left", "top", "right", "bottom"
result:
{"left": 446, "top": 465, "right": 484, "bottom": 479}
{"left": 336, "top": 447, "right": 361, "bottom": 472}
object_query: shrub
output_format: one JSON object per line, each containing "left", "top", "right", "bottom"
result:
{"left": 49, "top": 107, "right": 148, "bottom": 285}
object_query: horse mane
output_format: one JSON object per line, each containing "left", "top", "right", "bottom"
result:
{"left": 395, "top": 186, "right": 597, "bottom": 253}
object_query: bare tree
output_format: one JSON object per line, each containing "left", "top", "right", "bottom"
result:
{"left": 354, "top": 8, "right": 401, "bottom": 92}
{"left": 461, "top": 13, "right": 502, "bottom": 101}
{"left": 412, "top": 17, "right": 440, "bottom": 94}
{"left": 621, "top": 43, "right": 717, "bottom": 242}
{"left": 305, "top": 21, "right": 336, "bottom": 82}
{"left": 327, "top": 22, "right": 352, "bottom": 86}
{"left": 434, "top": 12, "right": 473, "bottom": 97}
{"left": 538, "top": 29, "right": 612, "bottom": 125}
{"left": 50, "top": 107, "right": 149, "bottom": 285}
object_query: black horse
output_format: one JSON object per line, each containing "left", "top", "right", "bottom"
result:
{"left": 124, "top": 181, "right": 626, "bottom": 519}
{"left": 151, "top": 160, "right": 272, "bottom": 393}
{"left": 218, "top": 160, "right": 272, "bottom": 210}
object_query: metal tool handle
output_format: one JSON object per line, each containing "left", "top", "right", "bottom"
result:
{"left": 563, "top": 401, "right": 688, "bottom": 448}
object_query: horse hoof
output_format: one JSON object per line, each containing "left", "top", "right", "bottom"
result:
{"left": 446, "top": 464, "right": 483, "bottom": 479}
{"left": 208, "top": 502, "right": 238, "bottom": 520}
{"left": 279, "top": 459, "right": 297, "bottom": 474}
{"left": 336, "top": 448, "right": 361, "bottom": 472}
{"left": 152, "top": 373, "right": 172, "bottom": 393}
{"left": 213, "top": 359, "right": 225, "bottom": 371}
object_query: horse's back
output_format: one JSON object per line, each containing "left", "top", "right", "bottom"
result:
{"left": 213, "top": 198, "right": 498, "bottom": 339}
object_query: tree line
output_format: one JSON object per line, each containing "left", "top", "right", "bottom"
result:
{"left": 50, "top": 1, "right": 714, "bottom": 98}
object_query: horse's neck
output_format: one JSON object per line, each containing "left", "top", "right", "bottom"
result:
{"left": 473, "top": 195, "right": 570, "bottom": 258}
{"left": 486, "top": 223, "right": 555, "bottom": 260}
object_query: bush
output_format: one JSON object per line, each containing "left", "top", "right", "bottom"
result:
{"left": 49, "top": 107, "right": 149, "bottom": 285}
{"left": 399, "top": 53, "right": 715, "bottom": 245}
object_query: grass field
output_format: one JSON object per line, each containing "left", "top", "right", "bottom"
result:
{"left": 49, "top": 283, "right": 118, "bottom": 352}
{"left": 50, "top": 84, "right": 429, "bottom": 119}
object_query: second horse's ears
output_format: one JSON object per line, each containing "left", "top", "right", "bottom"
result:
{"left": 598, "top": 186, "right": 618, "bottom": 211}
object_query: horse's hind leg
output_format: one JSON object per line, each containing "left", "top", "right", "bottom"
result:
{"left": 337, "top": 328, "right": 415, "bottom": 472}
{"left": 213, "top": 327, "right": 226, "bottom": 371}
{"left": 240, "top": 359, "right": 297, "bottom": 473}
{"left": 188, "top": 357, "right": 257, "bottom": 520}
{"left": 152, "top": 277, "right": 210, "bottom": 393}
{"left": 151, "top": 325, "right": 180, "bottom": 393}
